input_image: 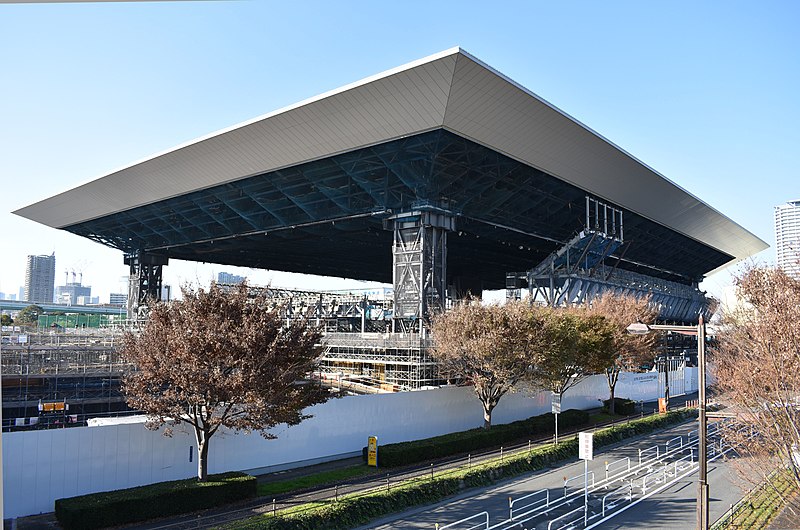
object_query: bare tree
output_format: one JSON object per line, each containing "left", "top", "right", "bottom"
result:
{"left": 583, "top": 292, "right": 657, "bottom": 414}
{"left": 121, "top": 283, "right": 329, "bottom": 481}
{"left": 431, "top": 300, "right": 542, "bottom": 429}
{"left": 714, "top": 266, "right": 800, "bottom": 520}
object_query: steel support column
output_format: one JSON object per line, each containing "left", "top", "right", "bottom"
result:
{"left": 124, "top": 251, "right": 169, "bottom": 319}
{"left": 387, "top": 211, "right": 454, "bottom": 334}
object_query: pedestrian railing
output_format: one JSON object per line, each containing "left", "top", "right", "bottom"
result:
{"left": 436, "top": 511, "right": 489, "bottom": 530}
{"left": 508, "top": 488, "right": 549, "bottom": 520}
{"left": 602, "top": 483, "right": 632, "bottom": 517}
{"left": 439, "top": 418, "right": 750, "bottom": 530}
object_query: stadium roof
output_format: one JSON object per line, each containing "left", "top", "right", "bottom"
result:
{"left": 14, "top": 47, "right": 767, "bottom": 288}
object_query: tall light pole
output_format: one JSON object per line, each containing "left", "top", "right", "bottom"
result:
{"left": 697, "top": 315, "right": 709, "bottom": 530}
{"left": 627, "top": 316, "right": 709, "bottom": 529}
{"left": 1, "top": 324, "right": 5, "bottom": 524}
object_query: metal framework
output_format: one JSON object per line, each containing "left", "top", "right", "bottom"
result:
{"left": 319, "top": 333, "right": 438, "bottom": 390}
{"left": 221, "top": 283, "right": 438, "bottom": 388}
{"left": 388, "top": 210, "right": 454, "bottom": 333}
{"left": 507, "top": 197, "right": 716, "bottom": 322}
{"left": 124, "top": 251, "right": 168, "bottom": 319}
{"left": 1, "top": 329, "right": 130, "bottom": 427}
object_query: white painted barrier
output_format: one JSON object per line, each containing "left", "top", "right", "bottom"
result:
{"left": 2, "top": 367, "right": 698, "bottom": 518}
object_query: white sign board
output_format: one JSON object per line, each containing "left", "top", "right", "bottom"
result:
{"left": 579, "top": 432, "right": 593, "bottom": 461}
{"left": 551, "top": 392, "right": 561, "bottom": 414}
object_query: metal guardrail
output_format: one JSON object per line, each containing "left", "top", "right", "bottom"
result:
{"left": 436, "top": 511, "right": 489, "bottom": 530}
{"left": 441, "top": 416, "right": 742, "bottom": 530}
{"left": 509, "top": 488, "right": 549, "bottom": 520}
{"left": 564, "top": 470, "right": 594, "bottom": 497}
{"left": 605, "top": 456, "right": 630, "bottom": 481}
{"left": 547, "top": 505, "right": 584, "bottom": 530}
{"left": 602, "top": 483, "right": 632, "bottom": 517}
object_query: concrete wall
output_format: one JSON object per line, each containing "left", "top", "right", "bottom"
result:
{"left": 2, "top": 368, "right": 696, "bottom": 518}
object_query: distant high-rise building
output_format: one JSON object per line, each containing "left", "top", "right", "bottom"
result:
{"left": 775, "top": 200, "right": 800, "bottom": 280}
{"left": 109, "top": 293, "right": 128, "bottom": 306}
{"left": 24, "top": 253, "right": 56, "bottom": 303}
{"left": 217, "top": 271, "right": 246, "bottom": 284}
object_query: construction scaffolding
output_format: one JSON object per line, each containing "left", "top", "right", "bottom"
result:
{"left": 226, "top": 283, "right": 440, "bottom": 390}
{"left": 320, "top": 332, "right": 438, "bottom": 391}
{"left": 1, "top": 327, "right": 132, "bottom": 428}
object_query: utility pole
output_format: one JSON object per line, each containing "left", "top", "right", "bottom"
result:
{"left": 697, "top": 315, "right": 709, "bottom": 530}
{"left": 1, "top": 325, "right": 5, "bottom": 523}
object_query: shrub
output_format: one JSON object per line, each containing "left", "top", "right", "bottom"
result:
{"left": 602, "top": 397, "right": 637, "bottom": 415}
{"left": 55, "top": 472, "right": 256, "bottom": 530}
{"left": 362, "top": 408, "right": 590, "bottom": 468}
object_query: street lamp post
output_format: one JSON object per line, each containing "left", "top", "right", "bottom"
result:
{"left": 1, "top": 326, "right": 5, "bottom": 524}
{"left": 697, "top": 315, "right": 709, "bottom": 530}
{"left": 627, "top": 315, "right": 709, "bottom": 530}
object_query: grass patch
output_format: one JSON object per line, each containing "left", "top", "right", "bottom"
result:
{"left": 258, "top": 466, "right": 377, "bottom": 497}
{"left": 713, "top": 469, "right": 800, "bottom": 529}
{"left": 588, "top": 412, "right": 619, "bottom": 424}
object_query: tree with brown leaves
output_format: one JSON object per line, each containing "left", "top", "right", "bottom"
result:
{"left": 431, "top": 300, "right": 542, "bottom": 429}
{"left": 583, "top": 292, "right": 657, "bottom": 414}
{"left": 714, "top": 266, "right": 800, "bottom": 520}
{"left": 527, "top": 308, "right": 616, "bottom": 400}
{"left": 121, "top": 283, "right": 329, "bottom": 481}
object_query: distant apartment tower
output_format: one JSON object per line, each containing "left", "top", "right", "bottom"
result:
{"left": 775, "top": 200, "right": 800, "bottom": 280}
{"left": 24, "top": 253, "right": 56, "bottom": 303}
{"left": 217, "top": 271, "right": 245, "bottom": 284}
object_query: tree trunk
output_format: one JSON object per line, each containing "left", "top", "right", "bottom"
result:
{"left": 608, "top": 385, "right": 616, "bottom": 415}
{"left": 606, "top": 369, "right": 618, "bottom": 415}
{"left": 483, "top": 404, "right": 493, "bottom": 430}
{"left": 195, "top": 428, "right": 210, "bottom": 482}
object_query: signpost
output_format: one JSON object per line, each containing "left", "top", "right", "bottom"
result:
{"left": 579, "top": 432, "right": 594, "bottom": 526}
{"left": 551, "top": 392, "right": 561, "bottom": 444}
{"left": 367, "top": 436, "right": 378, "bottom": 467}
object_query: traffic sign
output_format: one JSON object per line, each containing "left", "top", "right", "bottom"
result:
{"left": 578, "top": 432, "right": 593, "bottom": 461}
{"left": 551, "top": 392, "right": 561, "bottom": 414}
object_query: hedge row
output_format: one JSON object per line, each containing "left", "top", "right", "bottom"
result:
{"left": 362, "top": 408, "right": 590, "bottom": 467}
{"left": 231, "top": 410, "right": 694, "bottom": 530}
{"left": 55, "top": 472, "right": 257, "bottom": 530}
{"left": 602, "top": 397, "right": 637, "bottom": 415}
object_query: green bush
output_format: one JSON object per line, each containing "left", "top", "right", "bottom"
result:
{"left": 55, "top": 472, "right": 256, "bottom": 530}
{"left": 362, "top": 408, "right": 590, "bottom": 468}
{"left": 602, "top": 397, "right": 637, "bottom": 415}
{"left": 231, "top": 410, "right": 694, "bottom": 530}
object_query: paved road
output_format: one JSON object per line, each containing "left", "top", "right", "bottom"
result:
{"left": 359, "top": 421, "right": 746, "bottom": 530}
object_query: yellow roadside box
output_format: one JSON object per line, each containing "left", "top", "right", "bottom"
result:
{"left": 367, "top": 436, "right": 378, "bottom": 467}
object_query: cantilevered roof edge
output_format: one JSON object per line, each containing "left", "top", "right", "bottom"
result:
{"left": 13, "top": 48, "right": 462, "bottom": 228}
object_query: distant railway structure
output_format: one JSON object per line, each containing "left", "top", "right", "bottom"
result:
{"left": 14, "top": 48, "right": 766, "bottom": 392}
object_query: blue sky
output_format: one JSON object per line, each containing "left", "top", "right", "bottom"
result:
{"left": 1, "top": 1, "right": 797, "bottom": 303}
